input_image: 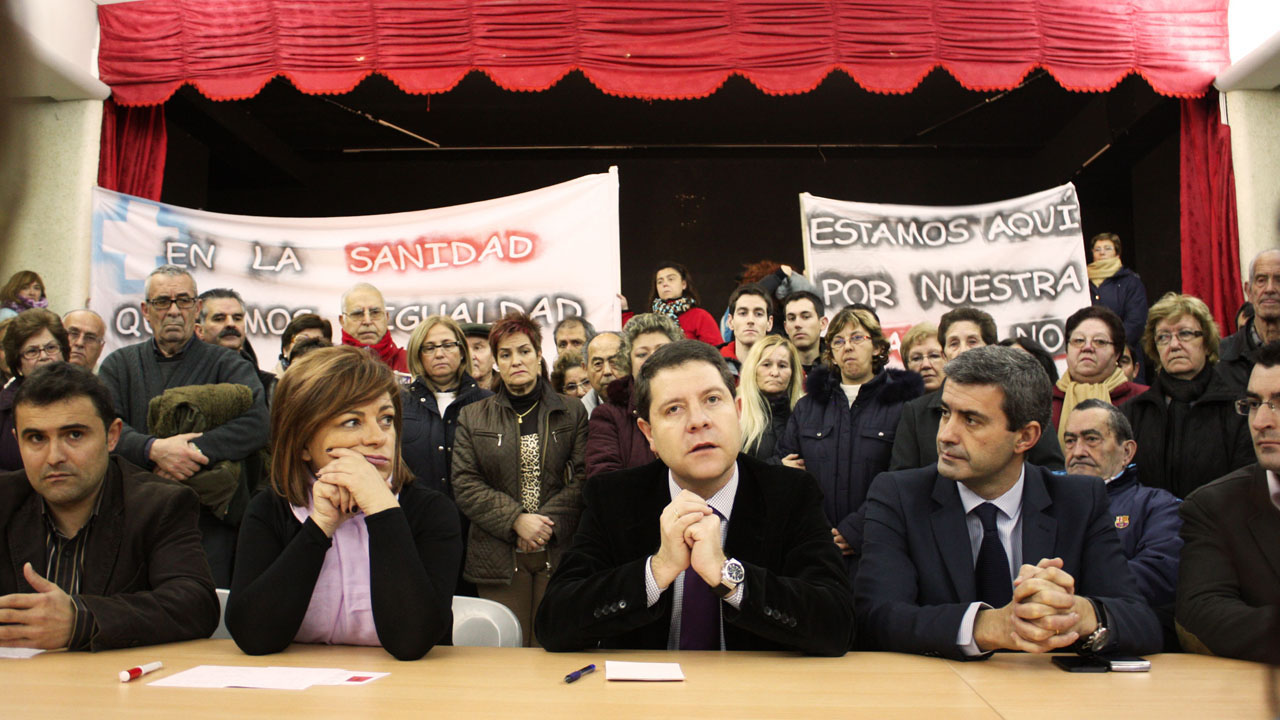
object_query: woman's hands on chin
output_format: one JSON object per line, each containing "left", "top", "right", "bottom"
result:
{"left": 311, "top": 481, "right": 355, "bottom": 538}
{"left": 315, "top": 447, "right": 400, "bottom": 520}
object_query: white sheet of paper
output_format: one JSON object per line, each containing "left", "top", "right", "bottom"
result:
{"left": 0, "top": 648, "right": 45, "bottom": 659}
{"left": 148, "top": 665, "right": 366, "bottom": 690}
{"left": 604, "top": 661, "right": 685, "bottom": 682}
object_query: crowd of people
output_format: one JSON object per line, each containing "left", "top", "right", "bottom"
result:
{"left": 0, "top": 241, "right": 1277, "bottom": 666}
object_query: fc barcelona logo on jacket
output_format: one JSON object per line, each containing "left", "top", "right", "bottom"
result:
{"left": 1114, "top": 515, "right": 1130, "bottom": 529}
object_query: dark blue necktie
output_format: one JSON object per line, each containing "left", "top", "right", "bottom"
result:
{"left": 679, "top": 510, "right": 723, "bottom": 650}
{"left": 973, "top": 502, "right": 1012, "bottom": 608}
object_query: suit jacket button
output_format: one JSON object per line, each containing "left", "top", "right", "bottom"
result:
{"left": 618, "top": 600, "right": 628, "bottom": 610}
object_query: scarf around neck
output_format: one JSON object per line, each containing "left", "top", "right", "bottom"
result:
{"left": 3, "top": 296, "right": 48, "bottom": 312}
{"left": 1087, "top": 257, "right": 1123, "bottom": 285}
{"left": 652, "top": 296, "right": 694, "bottom": 320}
{"left": 342, "top": 328, "right": 404, "bottom": 369}
{"left": 1056, "top": 366, "right": 1128, "bottom": 447}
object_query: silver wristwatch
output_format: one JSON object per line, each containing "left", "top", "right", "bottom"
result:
{"left": 712, "top": 557, "right": 745, "bottom": 598}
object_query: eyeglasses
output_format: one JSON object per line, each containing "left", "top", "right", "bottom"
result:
{"left": 147, "top": 295, "right": 196, "bottom": 311}
{"left": 421, "top": 341, "right": 462, "bottom": 354}
{"left": 1154, "top": 329, "right": 1204, "bottom": 347}
{"left": 1067, "top": 336, "right": 1114, "bottom": 350}
{"left": 563, "top": 380, "right": 590, "bottom": 394}
{"left": 1235, "top": 398, "right": 1280, "bottom": 416}
{"left": 67, "top": 329, "right": 103, "bottom": 345}
{"left": 345, "top": 307, "right": 385, "bottom": 320}
{"left": 907, "top": 352, "right": 944, "bottom": 365}
{"left": 21, "top": 342, "right": 61, "bottom": 361}
{"left": 829, "top": 333, "right": 870, "bottom": 350}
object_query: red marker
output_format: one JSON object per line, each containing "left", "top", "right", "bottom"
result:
{"left": 119, "top": 661, "right": 163, "bottom": 682}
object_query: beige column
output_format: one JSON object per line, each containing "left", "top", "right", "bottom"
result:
{"left": 0, "top": 98, "right": 102, "bottom": 312}
{"left": 1226, "top": 90, "right": 1280, "bottom": 284}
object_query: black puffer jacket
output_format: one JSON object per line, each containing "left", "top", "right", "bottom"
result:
{"left": 1122, "top": 367, "right": 1254, "bottom": 499}
{"left": 401, "top": 374, "right": 492, "bottom": 495}
{"left": 776, "top": 366, "right": 923, "bottom": 554}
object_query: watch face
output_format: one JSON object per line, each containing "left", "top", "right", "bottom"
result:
{"left": 723, "top": 559, "right": 745, "bottom": 584}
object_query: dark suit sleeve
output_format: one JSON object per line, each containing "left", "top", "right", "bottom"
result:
{"left": 77, "top": 485, "right": 219, "bottom": 650}
{"left": 1075, "top": 479, "right": 1163, "bottom": 656}
{"left": 226, "top": 491, "right": 329, "bottom": 655}
{"left": 722, "top": 476, "right": 854, "bottom": 656}
{"left": 535, "top": 480, "right": 669, "bottom": 651}
{"left": 367, "top": 490, "right": 461, "bottom": 660}
{"left": 856, "top": 474, "right": 976, "bottom": 659}
{"left": 1176, "top": 489, "right": 1280, "bottom": 663}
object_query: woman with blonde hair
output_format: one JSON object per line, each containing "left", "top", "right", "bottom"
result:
{"left": 737, "top": 334, "right": 804, "bottom": 462}
{"left": 227, "top": 346, "right": 460, "bottom": 660}
{"left": 777, "top": 305, "right": 923, "bottom": 579}
{"left": 899, "top": 322, "right": 946, "bottom": 393}
{"left": 1121, "top": 292, "right": 1252, "bottom": 498}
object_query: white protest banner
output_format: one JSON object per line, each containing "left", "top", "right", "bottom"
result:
{"left": 90, "top": 168, "right": 621, "bottom": 370}
{"left": 800, "top": 183, "right": 1089, "bottom": 362}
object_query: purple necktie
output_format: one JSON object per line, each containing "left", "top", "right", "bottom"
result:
{"left": 679, "top": 510, "right": 723, "bottom": 651}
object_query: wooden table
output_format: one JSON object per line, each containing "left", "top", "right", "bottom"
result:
{"left": 2, "top": 641, "right": 1273, "bottom": 719}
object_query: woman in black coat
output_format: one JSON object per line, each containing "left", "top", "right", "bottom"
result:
{"left": 400, "top": 316, "right": 493, "bottom": 595}
{"left": 776, "top": 306, "right": 923, "bottom": 579}
{"left": 1121, "top": 293, "right": 1253, "bottom": 498}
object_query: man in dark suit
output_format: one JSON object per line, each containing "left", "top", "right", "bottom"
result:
{"left": 0, "top": 363, "right": 219, "bottom": 651}
{"left": 1175, "top": 341, "right": 1280, "bottom": 664}
{"left": 857, "top": 345, "right": 1161, "bottom": 659}
{"left": 536, "top": 340, "right": 853, "bottom": 655}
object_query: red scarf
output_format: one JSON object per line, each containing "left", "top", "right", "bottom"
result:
{"left": 341, "top": 328, "right": 408, "bottom": 373}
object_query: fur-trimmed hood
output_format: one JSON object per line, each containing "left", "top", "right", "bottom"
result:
{"left": 804, "top": 364, "right": 924, "bottom": 406}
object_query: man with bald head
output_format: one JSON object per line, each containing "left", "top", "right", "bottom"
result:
{"left": 62, "top": 310, "right": 106, "bottom": 371}
{"left": 1219, "top": 248, "right": 1280, "bottom": 395}
{"left": 339, "top": 282, "right": 408, "bottom": 375}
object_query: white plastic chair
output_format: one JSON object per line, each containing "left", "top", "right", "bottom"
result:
{"left": 451, "top": 596, "right": 522, "bottom": 647}
{"left": 212, "top": 588, "right": 232, "bottom": 639}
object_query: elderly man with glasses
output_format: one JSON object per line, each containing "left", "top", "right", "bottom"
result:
{"left": 339, "top": 282, "right": 409, "bottom": 377}
{"left": 98, "top": 265, "right": 268, "bottom": 587}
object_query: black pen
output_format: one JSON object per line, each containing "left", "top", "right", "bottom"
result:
{"left": 564, "top": 663, "right": 596, "bottom": 683}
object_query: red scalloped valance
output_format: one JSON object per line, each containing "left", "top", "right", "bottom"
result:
{"left": 97, "top": 0, "right": 1230, "bottom": 106}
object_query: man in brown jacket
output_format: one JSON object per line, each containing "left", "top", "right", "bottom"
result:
{"left": 0, "top": 363, "right": 218, "bottom": 650}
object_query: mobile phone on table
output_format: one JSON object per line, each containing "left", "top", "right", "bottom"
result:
{"left": 1052, "top": 655, "right": 1111, "bottom": 672}
{"left": 1107, "top": 656, "right": 1151, "bottom": 672}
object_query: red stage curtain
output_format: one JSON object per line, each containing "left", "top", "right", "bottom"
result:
{"left": 1179, "top": 90, "right": 1241, "bottom": 331}
{"left": 98, "top": 0, "right": 1229, "bottom": 107}
{"left": 98, "top": 98, "right": 167, "bottom": 201}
